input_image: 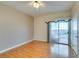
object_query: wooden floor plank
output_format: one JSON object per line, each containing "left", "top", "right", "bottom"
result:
{"left": 0, "top": 40, "right": 50, "bottom": 58}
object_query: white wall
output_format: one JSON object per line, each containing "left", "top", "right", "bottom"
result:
{"left": 72, "top": 2, "right": 79, "bottom": 16}
{"left": 0, "top": 3, "right": 34, "bottom": 51}
{"left": 71, "top": 2, "right": 79, "bottom": 57}
{"left": 72, "top": 2, "right": 79, "bottom": 57}
{"left": 34, "top": 11, "right": 71, "bottom": 41}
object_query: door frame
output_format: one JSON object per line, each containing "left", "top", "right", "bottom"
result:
{"left": 47, "top": 19, "right": 71, "bottom": 46}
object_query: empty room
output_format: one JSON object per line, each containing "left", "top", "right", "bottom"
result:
{"left": 0, "top": 0, "right": 79, "bottom": 58}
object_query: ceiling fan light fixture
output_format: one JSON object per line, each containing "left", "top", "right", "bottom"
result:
{"left": 33, "top": 1, "right": 40, "bottom": 8}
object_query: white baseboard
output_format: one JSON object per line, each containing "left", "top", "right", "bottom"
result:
{"left": 33, "top": 39, "right": 47, "bottom": 42}
{"left": 0, "top": 40, "right": 33, "bottom": 53}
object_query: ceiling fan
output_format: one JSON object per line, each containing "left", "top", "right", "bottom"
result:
{"left": 29, "top": 1, "right": 45, "bottom": 9}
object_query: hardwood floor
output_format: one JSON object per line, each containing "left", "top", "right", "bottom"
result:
{"left": 0, "top": 40, "right": 50, "bottom": 58}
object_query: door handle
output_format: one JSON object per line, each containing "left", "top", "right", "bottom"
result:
{"left": 64, "top": 32, "right": 68, "bottom": 34}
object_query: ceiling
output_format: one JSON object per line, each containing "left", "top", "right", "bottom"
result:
{"left": 1, "top": 1, "right": 75, "bottom": 16}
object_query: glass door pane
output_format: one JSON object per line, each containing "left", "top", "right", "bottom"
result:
{"left": 58, "top": 21, "right": 69, "bottom": 57}
{"left": 49, "top": 22, "right": 58, "bottom": 43}
{"left": 50, "top": 21, "right": 69, "bottom": 58}
{"left": 71, "top": 19, "right": 77, "bottom": 55}
{"left": 59, "top": 21, "right": 68, "bottom": 44}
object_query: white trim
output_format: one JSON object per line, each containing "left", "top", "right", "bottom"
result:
{"left": 0, "top": 40, "right": 33, "bottom": 53}
{"left": 33, "top": 39, "right": 47, "bottom": 42}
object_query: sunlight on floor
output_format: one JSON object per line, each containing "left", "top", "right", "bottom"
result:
{"left": 51, "top": 44, "right": 68, "bottom": 58}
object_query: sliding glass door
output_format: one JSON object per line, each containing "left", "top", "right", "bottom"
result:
{"left": 49, "top": 19, "right": 78, "bottom": 57}
{"left": 49, "top": 22, "right": 58, "bottom": 43}
{"left": 49, "top": 20, "right": 70, "bottom": 57}
{"left": 49, "top": 20, "right": 69, "bottom": 45}
{"left": 59, "top": 21, "right": 68, "bottom": 44}
{"left": 71, "top": 18, "right": 77, "bottom": 56}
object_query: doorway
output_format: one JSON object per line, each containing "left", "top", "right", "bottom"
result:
{"left": 48, "top": 19, "right": 71, "bottom": 57}
{"left": 49, "top": 20, "right": 70, "bottom": 45}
